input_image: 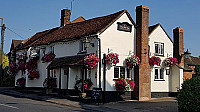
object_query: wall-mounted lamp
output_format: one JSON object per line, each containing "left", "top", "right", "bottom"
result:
{"left": 83, "top": 38, "right": 94, "bottom": 48}
{"left": 166, "top": 69, "right": 170, "bottom": 75}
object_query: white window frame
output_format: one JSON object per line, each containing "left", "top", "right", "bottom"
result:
{"left": 79, "top": 41, "right": 87, "bottom": 52}
{"left": 114, "top": 66, "right": 131, "bottom": 79}
{"left": 155, "top": 42, "right": 164, "bottom": 56}
{"left": 154, "top": 67, "right": 164, "bottom": 81}
{"left": 50, "top": 46, "right": 54, "bottom": 53}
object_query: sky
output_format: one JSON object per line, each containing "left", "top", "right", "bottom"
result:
{"left": 0, "top": 0, "right": 200, "bottom": 56}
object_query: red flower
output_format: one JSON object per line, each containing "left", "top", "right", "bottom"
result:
{"left": 28, "top": 70, "right": 40, "bottom": 80}
{"left": 84, "top": 54, "right": 99, "bottom": 69}
{"left": 16, "top": 78, "right": 26, "bottom": 87}
{"left": 163, "top": 57, "right": 178, "bottom": 67}
{"left": 149, "top": 56, "right": 161, "bottom": 66}
{"left": 106, "top": 53, "right": 119, "bottom": 66}
{"left": 41, "top": 53, "right": 56, "bottom": 63}
{"left": 126, "top": 55, "right": 140, "bottom": 68}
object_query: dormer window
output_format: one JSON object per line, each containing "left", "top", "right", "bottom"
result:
{"left": 155, "top": 42, "right": 164, "bottom": 56}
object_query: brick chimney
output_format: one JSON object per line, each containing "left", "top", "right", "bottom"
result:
{"left": 60, "top": 9, "right": 71, "bottom": 26}
{"left": 173, "top": 27, "right": 184, "bottom": 67}
{"left": 134, "top": 5, "right": 151, "bottom": 101}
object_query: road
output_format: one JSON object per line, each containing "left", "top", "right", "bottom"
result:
{"left": 0, "top": 94, "right": 87, "bottom": 112}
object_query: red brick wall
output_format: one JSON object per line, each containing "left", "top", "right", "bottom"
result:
{"left": 61, "top": 9, "right": 71, "bottom": 26}
{"left": 173, "top": 27, "right": 184, "bottom": 66}
{"left": 183, "top": 66, "right": 195, "bottom": 80}
{"left": 134, "top": 5, "right": 151, "bottom": 101}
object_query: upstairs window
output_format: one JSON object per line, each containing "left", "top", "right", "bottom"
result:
{"left": 79, "top": 41, "right": 87, "bottom": 52}
{"left": 155, "top": 42, "right": 164, "bottom": 56}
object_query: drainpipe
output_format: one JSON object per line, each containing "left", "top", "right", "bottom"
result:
{"left": 97, "top": 35, "right": 102, "bottom": 88}
{"left": 103, "top": 53, "right": 106, "bottom": 103}
{"left": 59, "top": 68, "right": 61, "bottom": 93}
{"left": 47, "top": 69, "right": 50, "bottom": 89}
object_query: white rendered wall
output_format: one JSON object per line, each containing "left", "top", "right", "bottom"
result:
{"left": 170, "top": 66, "right": 183, "bottom": 92}
{"left": 100, "top": 13, "right": 135, "bottom": 91}
{"left": 149, "top": 25, "right": 174, "bottom": 92}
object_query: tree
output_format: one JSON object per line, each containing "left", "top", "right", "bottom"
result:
{"left": 0, "top": 54, "right": 9, "bottom": 69}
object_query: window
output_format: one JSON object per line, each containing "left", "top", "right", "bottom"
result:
{"left": 114, "top": 67, "right": 130, "bottom": 79}
{"left": 50, "top": 69, "right": 56, "bottom": 78}
{"left": 50, "top": 46, "right": 54, "bottom": 53}
{"left": 79, "top": 41, "right": 87, "bottom": 52}
{"left": 155, "top": 42, "right": 164, "bottom": 56}
{"left": 154, "top": 68, "right": 164, "bottom": 81}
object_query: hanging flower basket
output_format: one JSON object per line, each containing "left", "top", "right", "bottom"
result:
{"left": 126, "top": 55, "right": 140, "bottom": 68}
{"left": 17, "top": 53, "right": 27, "bottom": 61}
{"left": 9, "top": 62, "right": 18, "bottom": 75}
{"left": 43, "top": 77, "right": 57, "bottom": 88}
{"left": 149, "top": 56, "right": 161, "bottom": 66}
{"left": 163, "top": 57, "right": 178, "bottom": 67}
{"left": 75, "top": 79, "right": 93, "bottom": 92}
{"left": 18, "top": 61, "right": 26, "bottom": 72}
{"left": 84, "top": 54, "right": 100, "bottom": 69}
{"left": 115, "top": 78, "right": 135, "bottom": 91}
{"left": 16, "top": 77, "right": 26, "bottom": 87}
{"left": 106, "top": 53, "right": 119, "bottom": 66}
{"left": 41, "top": 52, "right": 56, "bottom": 63}
{"left": 26, "top": 60, "right": 37, "bottom": 71}
{"left": 28, "top": 70, "right": 40, "bottom": 80}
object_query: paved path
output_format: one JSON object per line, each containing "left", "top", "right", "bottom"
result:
{"left": 0, "top": 87, "right": 178, "bottom": 112}
{"left": 0, "top": 93, "right": 86, "bottom": 112}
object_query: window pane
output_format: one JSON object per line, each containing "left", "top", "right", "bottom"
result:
{"left": 160, "top": 68, "right": 164, "bottom": 79}
{"left": 114, "top": 67, "right": 119, "bottom": 78}
{"left": 155, "top": 44, "right": 158, "bottom": 53}
{"left": 155, "top": 69, "right": 158, "bottom": 79}
{"left": 161, "top": 44, "right": 164, "bottom": 55}
{"left": 127, "top": 68, "right": 130, "bottom": 78}
{"left": 120, "top": 67, "right": 125, "bottom": 79}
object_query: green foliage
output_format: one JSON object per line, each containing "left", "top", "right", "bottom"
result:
{"left": 177, "top": 78, "right": 200, "bottom": 112}
{"left": 195, "top": 64, "right": 200, "bottom": 74}
{"left": 1, "top": 75, "right": 15, "bottom": 87}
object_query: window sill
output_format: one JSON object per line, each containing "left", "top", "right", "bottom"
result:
{"left": 154, "top": 79, "right": 165, "bottom": 81}
{"left": 77, "top": 50, "right": 87, "bottom": 54}
{"left": 155, "top": 54, "right": 164, "bottom": 57}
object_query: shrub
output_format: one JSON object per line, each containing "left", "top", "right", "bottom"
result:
{"left": 1, "top": 75, "right": 15, "bottom": 87}
{"left": 177, "top": 78, "right": 200, "bottom": 112}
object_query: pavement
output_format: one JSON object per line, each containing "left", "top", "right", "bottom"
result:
{"left": 0, "top": 87, "right": 178, "bottom": 112}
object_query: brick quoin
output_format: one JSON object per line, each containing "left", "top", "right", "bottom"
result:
{"left": 133, "top": 5, "right": 151, "bottom": 101}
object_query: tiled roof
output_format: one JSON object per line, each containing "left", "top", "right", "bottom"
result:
{"left": 184, "top": 56, "right": 200, "bottom": 71}
{"left": 10, "top": 40, "right": 23, "bottom": 52}
{"left": 71, "top": 16, "right": 85, "bottom": 24}
{"left": 184, "top": 56, "right": 200, "bottom": 66}
{"left": 149, "top": 23, "right": 159, "bottom": 34}
{"left": 21, "top": 27, "right": 60, "bottom": 49}
{"left": 47, "top": 54, "right": 87, "bottom": 69}
{"left": 19, "top": 9, "right": 135, "bottom": 49}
